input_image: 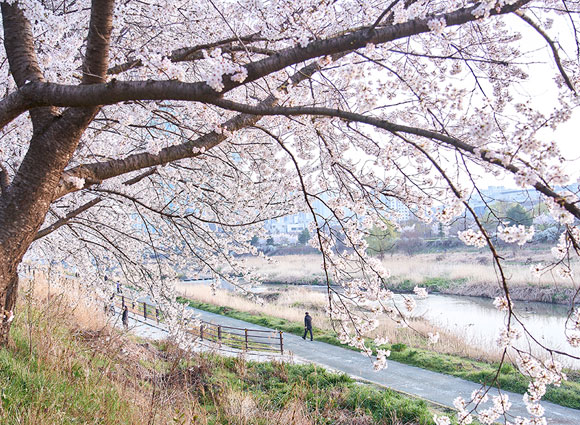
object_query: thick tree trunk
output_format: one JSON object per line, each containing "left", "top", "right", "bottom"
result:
{"left": 0, "top": 272, "right": 19, "bottom": 346}
{"left": 0, "top": 0, "right": 114, "bottom": 346}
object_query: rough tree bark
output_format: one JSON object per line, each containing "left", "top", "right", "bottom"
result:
{"left": 0, "top": 0, "right": 115, "bottom": 345}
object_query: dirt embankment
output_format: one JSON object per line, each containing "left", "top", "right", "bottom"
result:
{"left": 263, "top": 278, "right": 577, "bottom": 305}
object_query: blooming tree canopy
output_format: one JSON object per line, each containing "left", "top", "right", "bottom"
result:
{"left": 1, "top": 0, "right": 580, "bottom": 422}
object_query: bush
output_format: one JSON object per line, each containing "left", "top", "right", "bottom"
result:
{"left": 390, "top": 343, "right": 407, "bottom": 352}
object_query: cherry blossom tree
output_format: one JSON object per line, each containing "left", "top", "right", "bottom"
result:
{"left": 1, "top": 0, "right": 580, "bottom": 422}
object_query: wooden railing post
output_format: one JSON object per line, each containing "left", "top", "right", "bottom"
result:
{"left": 218, "top": 326, "right": 222, "bottom": 346}
{"left": 121, "top": 296, "right": 125, "bottom": 308}
{"left": 143, "top": 302, "right": 147, "bottom": 320}
{"left": 245, "top": 329, "right": 248, "bottom": 351}
{"left": 200, "top": 324, "right": 204, "bottom": 340}
{"left": 155, "top": 308, "right": 159, "bottom": 323}
{"left": 279, "top": 331, "right": 283, "bottom": 355}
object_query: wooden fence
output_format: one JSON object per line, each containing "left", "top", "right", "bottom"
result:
{"left": 112, "top": 294, "right": 284, "bottom": 354}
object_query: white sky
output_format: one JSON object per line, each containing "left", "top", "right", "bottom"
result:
{"left": 477, "top": 13, "right": 580, "bottom": 189}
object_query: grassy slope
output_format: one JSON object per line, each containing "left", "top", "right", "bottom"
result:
{"left": 178, "top": 297, "right": 580, "bottom": 410}
{"left": 0, "top": 311, "right": 138, "bottom": 424}
{"left": 0, "top": 297, "right": 449, "bottom": 425}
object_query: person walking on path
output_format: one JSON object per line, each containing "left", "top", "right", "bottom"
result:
{"left": 122, "top": 305, "right": 129, "bottom": 330}
{"left": 302, "top": 312, "right": 313, "bottom": 341}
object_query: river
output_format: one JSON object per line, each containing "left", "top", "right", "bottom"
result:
{"left": 407, "top": 293, "right": 580, "bottom": 367}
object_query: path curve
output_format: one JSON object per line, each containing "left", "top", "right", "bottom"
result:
{"left": 122, "top": 306, "right": 580, "bottom": 425}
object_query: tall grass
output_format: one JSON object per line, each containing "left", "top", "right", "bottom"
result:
{"left": 175, "top": 282, "right": 329, "bottom": 324}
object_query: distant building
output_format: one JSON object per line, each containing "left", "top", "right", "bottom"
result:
{"left": 263, "top": 183, "right": 579, "bottom": 235}
{"left": 468, "top": 183, "right": 579, "bottom": 216}
{"left": 384, "top": 197, "right": 412, "bottom": 221}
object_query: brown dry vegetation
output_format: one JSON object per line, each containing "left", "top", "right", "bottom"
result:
{"left": 236, "top": 250, "right": 580, "bottom": 302}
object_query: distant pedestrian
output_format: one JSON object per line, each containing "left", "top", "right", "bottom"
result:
{"left": 108, "top": 293, "right": 115, "bottom": 315}
{"left": 116, "top": 281, "right": 121, "bottom": 293}
{"left": 122, "top": 305, "right": 129, "bottom": 330}
{"left": 302, "top": 312, "right": 313, "bottom": 341}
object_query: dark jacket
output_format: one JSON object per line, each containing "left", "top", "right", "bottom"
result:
{"left": 304, "top": 314, "right": 312, "bottom": 329}
{"left": 122, "top": 308, "right": 129, "bottom": 323}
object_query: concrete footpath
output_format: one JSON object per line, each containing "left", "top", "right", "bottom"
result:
{"left": 121, "top": 307, "right": 580, "bottom": 425}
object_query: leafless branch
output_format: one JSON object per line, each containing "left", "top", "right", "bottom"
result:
{"left": 34, "top": 197, "right": 103, "bottom": 241}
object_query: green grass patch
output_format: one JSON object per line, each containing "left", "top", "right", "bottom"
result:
{"left": 178, "top": 296, "right": 580, "bottom": 410}
{"left": 384, "top": 277, "right": 465, "bottom": 293}
{"left": 217, "top": 359, "right": 441, "bottom": 424}
{"left": 0, "top": 316, "right": 136, "bottom": 424}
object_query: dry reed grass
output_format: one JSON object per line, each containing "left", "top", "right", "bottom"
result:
{"left": 373, "top": 317, "right": 503, "bottom": 363}
{"left": 8, "top": 276, "right": 240, "bottom": 424}
{"left": 241, "top": 251, "right": 580, "bottom": 288}
{"left": 22, "top": 271, "right": 108, "bottom": 331}
{"left": 175, "top": 282, "right": 329, "bottom": 324}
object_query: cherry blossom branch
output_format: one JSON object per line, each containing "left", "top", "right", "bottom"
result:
{"left": 0, "top": 0, "right": 531, "bottom": 130}
{"left": 52, "top": 54, "right": 347, "bottom": 200}
{"left": 204, "top": 100, "right": 580, "bottom": 220}
{"left": 122, "top": 168, "right": 157, "bottom": 186}
{"left": 397, "top": 134, "right": 525, "bottom": 413}
{"left": 95, "top": 187, "right": 284, "bottom": 227}
{"left": 515, "top": 10, "right": 577, "bottom": 94}
{"left": 369, "top": 0, "right": 403, "bottom": 31}
{"left": 34, "top": 164, "right": 160, "bottom": 242}
{"left": 251, "top": 125, "right": 376, "bottom": 339}
{"left": 107, "top": 33, "right": 272, "bottom": 75}
{"left": 34, "top": 197, "right": 103, "bottom": 241}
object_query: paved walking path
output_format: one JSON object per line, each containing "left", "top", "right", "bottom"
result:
{"left": 120, "top": 307, "right": 580, "bottom": 425}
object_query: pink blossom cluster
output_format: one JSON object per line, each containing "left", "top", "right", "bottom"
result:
{"left": 497, "top": 225, "right": 535, "bottom": 246}
{"left": 493, "top": 296, "right": 511, "bottom": 312}
{"left": 496, "top": 327, "right": 521, "bottom": 349}
{"left": 458, "top": 229, "right": 487, "bottom": 248}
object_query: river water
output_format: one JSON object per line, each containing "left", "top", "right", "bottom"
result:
{"left": 407, "top": 294, "right": 580, "bottom": 366}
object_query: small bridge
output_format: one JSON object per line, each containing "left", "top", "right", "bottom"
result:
{"left": 112, "top": 294, "right": 284, "bottom": 355}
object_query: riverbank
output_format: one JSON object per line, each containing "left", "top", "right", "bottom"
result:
{"left": 177, "top": 294, "right": 580, "bottom": 409}
{"left": 1, "top": 281, "right": 445, "bottom": 424}
{"left": 382, "top": 277, "right": 576, "bottom": 305}
{"left": 239, "top": 252, "right": 579, "bottom": 304}
{"left": 262, "top": 277, "right": 577, "bottom": 304}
